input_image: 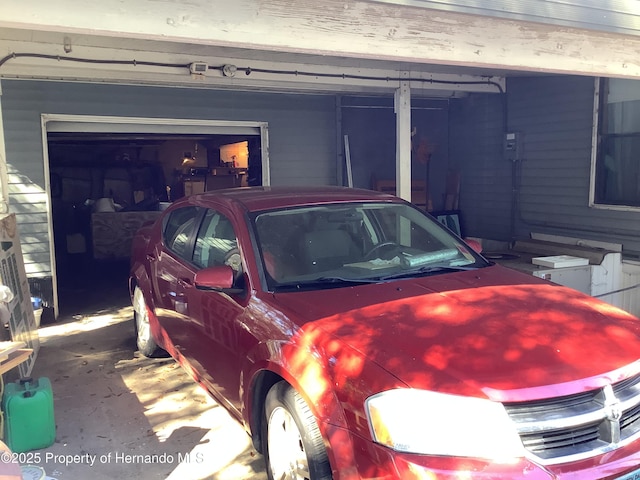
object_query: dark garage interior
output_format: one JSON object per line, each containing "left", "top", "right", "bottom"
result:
{"left": 46, "top": 132, "right": 262, "bottom": 317}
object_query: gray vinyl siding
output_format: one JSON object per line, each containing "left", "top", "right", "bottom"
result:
{"left": 1, "top": 79, "right": 338, "bottom": 278}
{"left": 374, "top": 1, "right": 640, "bottom": 37}
{"left": 508, "top": 75, "right": 640, "bottom": 255}
{"left": 449, "top": 93, "right": 511, "bottom": 241}
{"left": 7, "top": 164, "right": 50, "bottom": 277}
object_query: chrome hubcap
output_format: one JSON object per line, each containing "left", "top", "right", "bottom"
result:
{"left": 134, "top": 288, "right": 150, "bottom": 344}
{"left": 267, "top": 406, "right": 310, "bottom": 480}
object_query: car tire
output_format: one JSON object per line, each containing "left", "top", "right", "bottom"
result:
{"left": 263, "top": 381, "right": 332, "bottom": 480}
{"left": 133, "top": 286, "right": 163, "bottom": 358}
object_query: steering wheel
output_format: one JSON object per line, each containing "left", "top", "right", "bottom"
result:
{"left": 364, "top": 241, "right": 399, "bottom": 260}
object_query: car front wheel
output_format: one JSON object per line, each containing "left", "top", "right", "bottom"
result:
{"left": 263, "top": 381, "right": 332, "bottom": 480}
{"left": 133, "top": 286, "right": 162, "bottom": 357}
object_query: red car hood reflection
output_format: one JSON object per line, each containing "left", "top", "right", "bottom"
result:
{"left": 272, "top": 265, "right": 640, "bottom": 401}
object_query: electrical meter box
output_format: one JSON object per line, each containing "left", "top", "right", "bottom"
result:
{"left": 504, "top": 132, "right": 522, "bottom": 161}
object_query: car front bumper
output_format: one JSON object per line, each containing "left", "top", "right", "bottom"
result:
{"left": 327, "top": 426, "right": 640, "bottom": 480}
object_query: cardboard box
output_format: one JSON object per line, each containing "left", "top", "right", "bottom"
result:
{"left": 184, "top": 180, "right": 205, "bottom": 196}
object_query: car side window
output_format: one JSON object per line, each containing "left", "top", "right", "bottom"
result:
{"left": 162, "top": 206, "right": 201, "bottom": 260}
{"left": 193, "top": 209, "right": 241, "bottom": 272}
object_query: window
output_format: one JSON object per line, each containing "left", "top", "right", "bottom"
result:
{"left": 162, "top": 207, "right": 201, "bottom": 259}
{"left": 594, "top": 78, "right": 640, "bottom": 207}
{"left": 252, "top": 203, "right": 482, "bottom": 290}
{"left": 193, "top": 210, "right": 241, "bottom": 271}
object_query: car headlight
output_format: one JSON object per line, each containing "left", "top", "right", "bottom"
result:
{"left": 366, "top": 389, "right": 524, "bottom": 460}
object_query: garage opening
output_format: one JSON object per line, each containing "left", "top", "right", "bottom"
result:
{"left": 41, "top": 116, "right": 269, "bottom": 318}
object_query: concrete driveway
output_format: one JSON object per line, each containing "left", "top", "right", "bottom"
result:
{"left": 18, "top": 286, "right": 268, "bottom": 480}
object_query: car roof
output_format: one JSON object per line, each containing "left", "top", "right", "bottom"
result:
{"left": 188, "top": 186, "right": 401, "bottom": 212}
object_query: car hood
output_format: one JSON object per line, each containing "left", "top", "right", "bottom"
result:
{"left": 271, "top": 265, "right": 640, "bottom": 402}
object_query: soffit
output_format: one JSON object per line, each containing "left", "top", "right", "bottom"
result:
{"left": 0, "top": 28, "right": 506, "bottom": 97}
{"left": 1, "top": 0, "right": 639, "bottom": 95}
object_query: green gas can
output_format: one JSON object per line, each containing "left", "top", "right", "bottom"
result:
{"left": 2, "top": 377, "right": 55, "bottom": 453}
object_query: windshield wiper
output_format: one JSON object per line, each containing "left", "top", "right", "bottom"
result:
{"left": 379, "top": 265, "right": 480, "bottom": 281}
{"left": 273, "top": 276, "right": 380, "bottom": 292}
{"left": 272, "top": 266, "right": 482, "bottom": 291}
{"left": 308, "top": 276, "right": 380, "bottom": 285}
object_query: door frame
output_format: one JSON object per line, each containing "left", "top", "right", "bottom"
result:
{"left": 40, "top": 113, "right": 270, "bottom": 318}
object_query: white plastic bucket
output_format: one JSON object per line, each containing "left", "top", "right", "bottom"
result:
{"left": 94, "top": 197, "right": 116, "bottom": 212}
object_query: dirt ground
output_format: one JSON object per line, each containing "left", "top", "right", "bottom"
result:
{"left": 14, "top": 261, "right": 268, "bottom": 480}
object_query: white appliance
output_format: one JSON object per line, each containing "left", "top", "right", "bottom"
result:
{"left": 487, "top": 234, "right": 623, "bottom": 306}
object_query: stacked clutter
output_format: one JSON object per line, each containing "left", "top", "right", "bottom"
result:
{"left": 2, "top": 377, "right": 55, "bottom": 452}
{"left": 31, "top": 296, "right": 43, "bottom": 329}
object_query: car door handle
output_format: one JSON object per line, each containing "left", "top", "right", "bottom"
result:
{"left": 178, "top": 277, "right": 193, "bottom": 287}
{"left": 146, "top": 253, "right": 156, "bottom": 261}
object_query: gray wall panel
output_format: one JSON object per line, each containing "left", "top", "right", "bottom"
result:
{"left": 1, "top": 79, "right": 338, "bottom": 278}
{"left": 449, "top": 93, "right": 511, "bottom": 241}
{"left": 508, "top": 75, "right": 640, "bottom": 255}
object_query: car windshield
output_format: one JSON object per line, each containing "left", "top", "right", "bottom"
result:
{"left": 252, "top": 202, "right": 489, "bottom": 291}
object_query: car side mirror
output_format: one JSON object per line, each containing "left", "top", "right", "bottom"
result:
{"left": 464, "top": 238, "right": 483, "bottom": 254}
{"left": 195, "top": 266, "right": 244, "bottom": 294}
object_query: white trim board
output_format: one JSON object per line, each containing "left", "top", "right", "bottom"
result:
{"left": 43, "top": 114, "right": 264, "bottom": 134}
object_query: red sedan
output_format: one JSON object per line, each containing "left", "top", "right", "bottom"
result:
{"left": 129, "top": 186, "right": 640, "bottom": 480}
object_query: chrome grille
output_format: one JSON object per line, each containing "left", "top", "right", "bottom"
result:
{"left": 503, "top": 372, "right": 640, "bottom": 464}
{"left": 621, "top": 403, "right": 640, "bottom": 433}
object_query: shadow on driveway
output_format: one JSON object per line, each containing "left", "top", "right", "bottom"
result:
{"left": 22, "top": 297, "right": 267, "bottom": 480}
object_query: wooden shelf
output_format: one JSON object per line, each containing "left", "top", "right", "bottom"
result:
{"left": 0, "top": 342, "right": 32, "bottom": 375}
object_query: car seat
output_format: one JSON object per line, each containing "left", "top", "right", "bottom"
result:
{"left": 301, "top": 228, "right": 360, "bottom": 274}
